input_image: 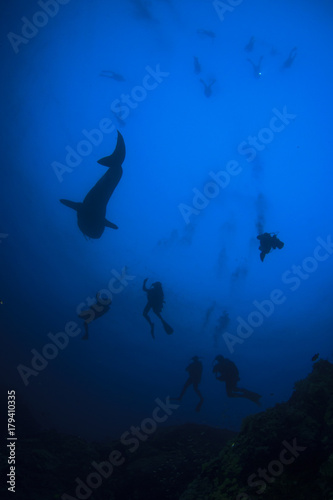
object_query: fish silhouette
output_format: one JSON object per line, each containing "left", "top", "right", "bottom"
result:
{"left": 60, "top": 131, "right": 125, "bottom": 239}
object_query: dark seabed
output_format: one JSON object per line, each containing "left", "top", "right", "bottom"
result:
{"left": 1, "top": 0, "right": 333, "bottom": 498}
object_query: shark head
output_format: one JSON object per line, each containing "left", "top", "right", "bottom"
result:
{"left": 77, "top": 209, "right": 105, "bottom": 239}
{"left": 76, "top": 204, "right": 118, "bottom": 238}
{"left": 60, "top": 199, "right": 105, "bottom": 239}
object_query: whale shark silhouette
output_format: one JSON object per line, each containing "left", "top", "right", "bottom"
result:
{"left": 60, "top": 130, "right": 126, "bottom": 239}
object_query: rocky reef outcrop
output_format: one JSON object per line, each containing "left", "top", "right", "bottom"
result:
{"left": 180, "top": 360, "right": 333, "bottom": 500}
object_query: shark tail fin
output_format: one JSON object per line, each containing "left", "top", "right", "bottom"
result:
{"left": 60, "top": 199, "right": 82, "bottom": 211}
{"left": 98, "top": 131, "right": 126, "bottom": 168}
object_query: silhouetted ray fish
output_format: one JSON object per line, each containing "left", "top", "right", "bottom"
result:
{"left": 60, "top": 131, "right": 126, "bottom": 239}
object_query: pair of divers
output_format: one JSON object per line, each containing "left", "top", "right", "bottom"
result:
{"left": 171, "top": 355, "right": 261, "bottom": 412}
{"left": 257, "top": 232, "right": 284, "bottom": 262}
{"left": 77, "top": 277, "right": 174, "bottom": 341}
{"left": 193, "top": 57, "right": 216, "bottom": 97}
{"left": 193, "top": 53, "right": 215, "bottom": 98}
{"left": 142, "top": 279, "right": 174, "bottom": 338}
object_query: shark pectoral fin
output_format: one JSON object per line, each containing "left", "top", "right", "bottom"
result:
{"left": 60, "top": 199, "right": 82, "bottom": 211}
{"left": 105, "top": 219, "right": 118, "bottom": 230}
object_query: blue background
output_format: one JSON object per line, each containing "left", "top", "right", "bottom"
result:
{"left": 1, "top": 0, "right": 333, "bottom": 441}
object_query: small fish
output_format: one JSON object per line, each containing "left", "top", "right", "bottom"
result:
{"left": 197, "top": 29, "right": 216, "bottom": 40}
{"left": 312, "top": 353, "right": 319, "bottom": 362}
{"left": 100, "top": 71, "right": 125, "bottom": 82}
{"left": 282, "top": 47, "right": 297, "bottom": 69}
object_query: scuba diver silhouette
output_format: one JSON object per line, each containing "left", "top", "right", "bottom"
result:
{"left": 200, "top": 78, "right": 216, "bottom": 97}
{"left": 247, "top": 56, "right": 263, "bottom": 78}
{"left": 193, "top": 56, "right": 201, "bottom": 74}
{"left": 171, "top": 356, "right": 204, "bottom": 412}
{"left": 78, "top": 292, "right": 112, "bottom": 340}
{"left": 257, "top": 232, "right": 284, "bottom": 262}
{"left": 214, "top": 310, "right": 230, "bottom": 347}
{"left": 244, "top": 36, "right": 255, "bottom": 52}
{"left": 282, "top": 47, "right": 297, "bottom": 69}
{"left": 142, "top": 279, "right": 174, "bottom": 338}
{"left": 213, "top": 355, "right": 261, "bottom": 405}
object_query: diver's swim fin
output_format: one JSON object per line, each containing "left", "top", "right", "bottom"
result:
{"left": 195, "top": 399, "right": 204, "bottom": 412}
{"left": 97, "top": 131, "right": 126, "bottom": 168}
{"left": 161, "top": 319, "right": 174, "bottom": 335}
{"left": 243, "top": 389, "right": 262, "bottom": 406}
{"left": 105, "top": 219, "right": 118, "bottom": 230}
{"left": 60, "top": 199, "right": 82, "bottom": 212}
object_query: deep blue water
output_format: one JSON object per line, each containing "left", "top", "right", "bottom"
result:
{"left": 2, "top": 0, "right": 333, "bottom": 441}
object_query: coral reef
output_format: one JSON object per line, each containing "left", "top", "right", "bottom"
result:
{"left": 180, "top": 360, "right": 333, "bottom": 500}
